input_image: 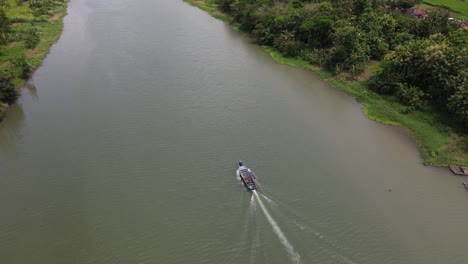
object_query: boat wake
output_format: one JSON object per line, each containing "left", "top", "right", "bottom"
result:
{"left": 250, "top": 194, "right": 256, "bottom": 211}
{"left": 252, "top": 190, "right": 301, "bottom": 264}
{"left": 260, "top": 193, "right": 276, "bottom": 205}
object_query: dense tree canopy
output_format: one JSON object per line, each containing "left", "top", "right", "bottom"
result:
{"left": 215, "top": 0, "right": 468, "bottom": 129}
{"left": 370, "top": 31, "right": 467, "bottom": 127}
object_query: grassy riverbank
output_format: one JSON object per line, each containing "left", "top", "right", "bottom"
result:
{"left": 185, "top": 0, "right": 468, "bottom": 166}
{"left": 0, "top": 0, "right": 68, "bottom": 120}
{"left": 423, "top": 0, "right": 468, "bottom": 16}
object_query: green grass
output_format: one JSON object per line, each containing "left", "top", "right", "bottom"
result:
{"left": 4, "top": 0, "right": 34, "bottom": 20}
{"left": 185, "top": 0, "right": 468, "bottom": 166}
{"left": 423, "top": 0, "right": 468, "bottom": 17}
{"left": 27, "top": 18, "right": 65, "bottom": 70}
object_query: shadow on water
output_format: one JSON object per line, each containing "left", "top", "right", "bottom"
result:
{"left": 0, "top": 81, "right": 40, "bottom": 159}
{"left": 0, "top": 102, "right": 25, "bottom": 160}
{"left": 23, "top": 82, "right": 39, "bottom": 101}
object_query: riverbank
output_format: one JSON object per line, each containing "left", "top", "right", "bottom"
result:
{"left": 0, "top": 0, "right": 68, "bottom": 121}
{"left": 184, "top": 0, "right": 468, "bottom": 166}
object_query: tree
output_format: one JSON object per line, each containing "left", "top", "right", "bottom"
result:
{"left": 353, "top": 0, "right": 371, "bottom": 16}
{"left": 416, "top": 10, "right": 459, "bottom": 38}
{"left": 448, "top": 28, "right": 468, "bottom": 48}
{"left": 217, "top": 0, "right": 235, "bottom": 13}
{"left": 299, "top": 2, "right": 336, "bottom": 47}
{"left": 370, "top": 33, "right": 467, "bottom": 126}
{"left": 328, "top": 23, "right": 370, "bottom": 74}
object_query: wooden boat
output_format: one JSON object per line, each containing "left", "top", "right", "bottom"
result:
{"left": 236, "top": 160, "right": 257, "bottom": 191}
{"left": 449, "top": 165, "right": 468, "bottom": 176}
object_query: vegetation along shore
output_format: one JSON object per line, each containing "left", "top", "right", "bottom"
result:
{"left": 185, "top": 0, "right": 468, "bottom": 166}
{"left": 0, "top": 0, "right": 68, "bottom": 121}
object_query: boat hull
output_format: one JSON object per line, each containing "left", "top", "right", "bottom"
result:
{"left": 236, "top": 168, "right": 257, "bottom": 191}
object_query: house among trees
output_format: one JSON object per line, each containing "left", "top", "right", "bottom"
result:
{"left": 406, "top": 8, "right": 429, "bottom": 19}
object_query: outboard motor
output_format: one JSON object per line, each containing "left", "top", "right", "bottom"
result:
{"left": 238, "top": 160, "right": 244, "bottom": 167}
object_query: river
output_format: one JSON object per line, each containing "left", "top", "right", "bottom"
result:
{"left": 0, "top": 0, "right": 467, "bottom": 263}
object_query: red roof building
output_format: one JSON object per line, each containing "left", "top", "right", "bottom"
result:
{"left": 406, "top": 8, "right": 429, "bottom": 19}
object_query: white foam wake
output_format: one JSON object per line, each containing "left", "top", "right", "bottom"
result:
{"left": 252, "top": 190, "right": 301, "bottom": 264}
{"left": 260, "top": 193, "right": 275, "bottom": 205}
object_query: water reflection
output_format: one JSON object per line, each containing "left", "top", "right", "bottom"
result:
{"left": 0, "top": 102, "right": 25, "bottom": 160}
{"left": 23, "top": 82, "right": 39, "bottom": 101}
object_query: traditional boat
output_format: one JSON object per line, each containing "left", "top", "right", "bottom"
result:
{"left": 236, "top": 160, "right": 257, "bottom": 191}
{"left": 449, "top": 166, "right": 468, "bottom": 176}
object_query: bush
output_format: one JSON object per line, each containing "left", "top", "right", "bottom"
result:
{"left": 10, "top": 53, "right": 26, "bottom": 67}
{"left": 24, "top": 27, "right": 40, "bottom": 49}
{"left": 280, "top": 40, "right": 305, "bottom": 57}
{"left": 0, "top": 74, "right": 17, "bottom": 103}
{"left": 20, "top": 61, "right": 31, "bottom": 79}
{"left": 459, "top": 136, "right": 468, "bottom": 152}
{"left": 396, "top": 83, "right": 425, "bottom": 110}
{"left": 368, "top": 69, "right": 400, "bottom": 94}
{"left": 301, "top": 48, "right": 329, "bottom": 66}
{"left": 447, "top": 85, "right": 468, "bottom": 130}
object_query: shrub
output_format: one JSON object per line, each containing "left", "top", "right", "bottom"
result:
{"left": 368, "top": 69, "right": 400, "bottom": 94}
{"left": 10, "top": 53, "right": 26, "bottom": 67}
{"left": 301, "top": 48, "right": 329, "bottom": 66}
{"left": 459, "top": 136, "right": 468, "bottom": 152}
{"left": 24, "top": 27, "right": 40, "bottom": 49}
{"left": 396, "top": 83, "right": 425, "bottom": 110}
{"left": 0, "top": 74, "right": 17, "bottom": 103}
{"left": 20, "top": 61, "right": 31, "bottom": 79}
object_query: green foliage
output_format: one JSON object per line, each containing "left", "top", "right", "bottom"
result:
{"left": 416, "top": 10, "right": 460, "bottom": 38}
{"left": 372, "top": 33, "right": 468, "bottom": 129}
{"left": 447, "top": 28, "right": 468, "bottom": 47}
{"left": 24, "top": 26, "right": 39, "bottom": 48}
{"left": 10, "top": 52, "right": 25, "bottom": 66}
{"left": 301, "top": 48, "right": 329, "bottom": 66}
{"left": 10, "top": 53, "right": 30, "bottom": 78}
{"left": 389, "top": 0, "right": 421, "bottom": 9}
{"left": 0, "top": 7, "right": 10, "bottom": 45}
{"left": 328, "top": 23, "right": 370, "bottom": 74}
{"left": 447, "top": 85, "right": 468, "bottom": 127}
{"left": 298, "top": 2, "right": 336, "bottom": 47}
{"left": 459, "top": 136, "right": 468, "bottom": 152}
{"left": 0, "top": 73, "right": 17, "bottom": 102}
{"left": 216, "top": 0, "right": 234, "bottom": 13}
{"left": 368, "top": 67, "right": 400, "bottom": 94}
{"left": 396, "top": 83, "right": 426, "bottom": 110}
